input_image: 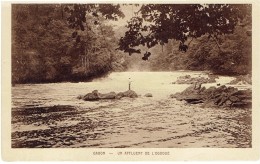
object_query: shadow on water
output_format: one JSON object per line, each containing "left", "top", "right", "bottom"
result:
{"left": 12, "top": 105, "right": 109, "bottom": 148}
{"left": 11, "top": 72, "right": 252, "bottom": 148}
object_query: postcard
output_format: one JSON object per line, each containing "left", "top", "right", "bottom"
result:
{"left": 1, "top": 0, "right": 260, "bottom": 161}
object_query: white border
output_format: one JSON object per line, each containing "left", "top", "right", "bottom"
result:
{"left": 1, "top": 0, "right": 260, "bottom": 162}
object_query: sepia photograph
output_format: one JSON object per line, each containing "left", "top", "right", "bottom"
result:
{"left": 10, "top": 3, "right": 252, "bottom": 148}
{"left": 2, "top": 0, "right": 260, "bottom": 161}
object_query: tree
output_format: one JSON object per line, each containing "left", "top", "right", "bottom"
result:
{"left": 12, "top": 4, "right": 77, "bottom": 83}
{"left": 117, "top": 4, "right": 251, "bottom": 59}
{"left": 146, "top": 21, "right": 251, "bottom": 75}
{"left": 64, "top": 4, "right": 125, "bottom": 75}
{"left": 12, "top": 4, "right": 125, "bottom": 84}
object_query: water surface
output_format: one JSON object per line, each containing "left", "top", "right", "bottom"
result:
{"left": 11, "top": 71, "right": 251, "bottom": 148}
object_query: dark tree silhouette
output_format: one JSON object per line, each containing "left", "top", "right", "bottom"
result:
{"left": 117, "top": 4, "right": 251, "bottom": 55}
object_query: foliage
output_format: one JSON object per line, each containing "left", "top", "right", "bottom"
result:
{"left": 147, "top": 23, "right": 251, "bottom": 75}
{"left": 12, "top": 4, "right": 125, "bottom": 84}
{"left": 11, "top": 4, "right": 252, "bottom": 84}
{"left": 118, "top": 4, "right": 251, "bottom": 59}
{"left": 115, "top": 4, "right": 251, "bottom": 75}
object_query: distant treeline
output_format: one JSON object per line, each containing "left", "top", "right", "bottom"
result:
{"left": 150, "top": 23, "right": 251, "bottom": 75}
{"left": 119, "top": 21, "right": 252, "bottom": 75}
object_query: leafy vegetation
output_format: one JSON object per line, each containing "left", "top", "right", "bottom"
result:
{"left": 145, "top": 23, "right": 251, "bottom": 75}
{"left": 118, "top": 4, "right": 251, "bottom": 75}
{"left": 12, "top": 4, "right": 125, "bottom": 84}
{"left": 12, "top": 4, "right": 252, "bottom": 85}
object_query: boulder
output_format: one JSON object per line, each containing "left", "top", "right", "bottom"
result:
{"left": 82, "top": 90, "right": 100, "bottom": 101}
{"left": 115, "top": 90, "right": 138, "bottom": 99}
{"left": 170, "top": 83, "right": 204, "bottom": 103}
{"left": 115, "top": 92, "right": 124, "bottom": 99}
{"left": 144, "top": 93, "right": 153, "bottom": 97}
{"left": 121, "top": 90, "right": 138, "bottom": 98}
{"left": 80, "top": 90, "right": 138, "bottom": 101}
{"left": 171, "top": 84, "right": 252, "bottom": 108}
{"left": 99, "top": 92, "right": 116, "bottom": 99}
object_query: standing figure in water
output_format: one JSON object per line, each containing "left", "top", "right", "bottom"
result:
{"left": 128, "top": 78, "right": 132, "bottom": 90}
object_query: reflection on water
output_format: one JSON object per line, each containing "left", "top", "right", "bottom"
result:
{"left": 11, "top": 71, "right": 252, "bottom": 148}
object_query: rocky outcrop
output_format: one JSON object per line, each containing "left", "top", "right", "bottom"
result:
{"left": 171, "top": 84, "right": 251, "bottom": 108}
{"left": 116, "top": 90, "right": 138, "bottom": 99}
{"left": 228, "top": 74, "right": 252, "bottom": 85}
{"left": 82, "top": 90, "right": 100, "bottom": 101}
{"left": 173, "top": 75, "right": 216, "bottom": 84}
{"left": 78, "top": 90, "right": 138, "bottom": 101}
{"left": 170, "top": 84, "right": 205, "bottom": 103}
{"left": 99, "top": 92, "right": 117, "bottom": 99}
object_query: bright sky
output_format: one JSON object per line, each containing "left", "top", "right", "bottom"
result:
{"left": 108, "top": 4, "right": 141, "bottom": 28}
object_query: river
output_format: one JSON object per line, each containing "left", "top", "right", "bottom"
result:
{"left": 11, "top": 71, "right": 251, "bottom": 148}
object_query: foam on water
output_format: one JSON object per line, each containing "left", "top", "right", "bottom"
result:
{"left": 12, "top": 71, "right": 248, "bottom": 108}
{"left": 11, "top": 71, "right": 252, "bottom": 148}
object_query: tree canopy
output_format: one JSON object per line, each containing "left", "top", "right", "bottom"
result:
{"left": 117, "top": 4, "right": 251, "bottom": 57}
{"left": 12, "top": 4, "right": 126, "bottom": 84}
{"left": 11, "top": 4, "right": 252, "bottom": 84}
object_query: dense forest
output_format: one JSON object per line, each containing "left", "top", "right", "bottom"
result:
{"left": 123, "top": 23, "right": 252, "bottom": 75}
{"left": 12, "top": 4, "right": 127, "bottom": 84}
{"left": 117, "top": 4, "right": 251, "bottom": 75}
{"left": 12, "top": 4, "right": 251, "bottom": 84}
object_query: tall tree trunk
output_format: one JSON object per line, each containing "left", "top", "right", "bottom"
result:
{"left": 161, "top": 44, "right": 164, "bottom": 53}
{"left": 84, "top": 46, "right": 90, "bottom": 73}
{"left": 86, "top": 50, "right": 90, "bottom": 71}
{"left": 171, "top": 40, "right": 175, "bottom": 54}
{"left": 84, "top": 46, "right": 87, "bottom": 73}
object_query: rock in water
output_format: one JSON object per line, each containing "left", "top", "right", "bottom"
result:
{"left": 173, "top": 75, "right": 216, "bottom": 84}
{"left": 115, "top": 92, "right": 124, "bottom": 99}
{"left": 171, "top": 84, "right": 252, "bottom": 108}
{"left": 80, "top": 90, "right": 138, "bottom": 101}
{"left": 115, "top": 90, "right": 138, "bottom": 99}
{"left": 144, "top": 93, "right": 153, "bottom": 97}
{"left": 170, "top": 83, "right": 204, "bottom": 104}
{"left": 82, "top": 90, "right": 100, "bottom": 101}
{"left": 77, "top": 95, "right": 83, "bottom": 99}
{"left": 121, "top": 90, "right": 138, "bottom": 98}
{"left": 228, "top": 74, "right": 252, "bottom": 85}
{"left": 99, "top": 92, "right": 116, "bottom": 99}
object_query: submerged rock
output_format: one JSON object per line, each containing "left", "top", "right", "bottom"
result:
{"left": 228, "top": 74, "right": 252, "bottom": 85}
{"left": 144, "top": 93, "right": 153, "bottom": 97}
{"left": 77, "top": 95, "right": 83, "bottom": 99}
{"left": 173, "top": 75, "right": 216, "bottom": 84}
